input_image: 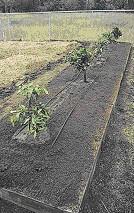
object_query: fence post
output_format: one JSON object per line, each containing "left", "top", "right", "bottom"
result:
{"left": 8, "top": 14, "right": 10, "bottom": 41}
{"left": 0, "top": 20, "right": 2, "bottom": 41}
{"left": 48, "top": 12, "right": 51, "bottom": 41}
{"left": 3, "top": 32, "right": 6, "bottom": 41}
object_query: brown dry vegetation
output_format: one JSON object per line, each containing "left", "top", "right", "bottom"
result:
{"left": 0, "top": 41, "right": 76, "bottom": 118}
{"left": 0, "top": 41, "right": 74, "bottom": 87}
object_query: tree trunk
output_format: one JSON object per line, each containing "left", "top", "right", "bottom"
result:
{"left": 83, "top": 68, "right": 87, "bottom": 83}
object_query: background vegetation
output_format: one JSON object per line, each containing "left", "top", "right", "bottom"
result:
{"left": 0, "top": 0, "right": 133, "bottom": 13}
{"left": 0, "top": 12, "right": 133, "bottom": 43}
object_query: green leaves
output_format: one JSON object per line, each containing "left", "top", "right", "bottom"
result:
{"left": 98, "top": 32, "right": 114, "bottom": 47}
{"left": 95, "top": 27, "right": 122, "bottom": 58}
{"left": 98, "top": 27, "right": 122, "bottom": 47}
{"left": 65, "top": 27, "right": 122, "bottom": 83}
{"left": 10, "top": 84, "right": 50, "bottom": 138}
{"left": 111, "top": 27, "right": 122, "bottom": 40}
{"left": 65, "top": 46, "right": 89, "bottom": 82}
{"left": 10, "top": 105, "right": 27, "bottom": 126}
{"left": 28, "top": 106, "right": 50, "bottom": 138}
{"left": 18, "top": 83, "right": 49, "bottom": 99}
{"left": 66, "top": 47, "right": 89, "bottom": 69}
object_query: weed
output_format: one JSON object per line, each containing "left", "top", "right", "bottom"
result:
{"left": 124, "top": 125, "right": 134, "bottom": 145}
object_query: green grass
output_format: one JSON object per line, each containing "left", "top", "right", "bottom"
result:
{"left": 0, "top": 12, "right": 134, "bottom": 43}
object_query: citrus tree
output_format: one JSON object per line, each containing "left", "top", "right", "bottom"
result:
{"left": 10, "top": 83, "right": 50, "bottom": 138}
{"left": 66, "top": 27, "right": 122, "bottom": 83}
{"left": 65, "top": 46, "right": 90, "bottom": 82}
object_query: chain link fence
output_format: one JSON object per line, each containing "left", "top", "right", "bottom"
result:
{"left": 0, "top": 11, "right": 134, "bottom": 43}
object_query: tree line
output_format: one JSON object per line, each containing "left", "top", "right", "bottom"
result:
{"left": 0, "top": 0, "right": 133, "bottom": 13}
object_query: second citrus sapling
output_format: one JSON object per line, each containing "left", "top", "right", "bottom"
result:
{"left": 66, "top": 46, "right": 90, "bottom": 82}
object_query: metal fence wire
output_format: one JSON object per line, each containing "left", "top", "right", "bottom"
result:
{"left": 0, "top": 11, "right": 134, "bottom": 43}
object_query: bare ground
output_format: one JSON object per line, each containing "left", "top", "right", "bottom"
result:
{"left": 80, "top": 48, "right": 134, "bottom": 213}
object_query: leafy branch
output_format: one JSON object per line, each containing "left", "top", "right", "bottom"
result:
{"left": 97, "top": 27, "right": 122, "bottom": 49}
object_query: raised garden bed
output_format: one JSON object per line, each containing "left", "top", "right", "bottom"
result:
{"left": 80, "top": 47, "right": 134, "bottom": 213}
{"left": 0, "top": 42, "right": 131, "bottom": 213}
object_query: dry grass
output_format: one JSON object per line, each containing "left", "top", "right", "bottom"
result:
{"left": 0, "top": 41, "right": 74, "bottom": 87}
{"left": 0, "top": 63, "right": 69, "bottom": 117}
{"left": 1, "top": 12, "right": 134, "bottom": 43}
{"left": 0, "top": 40, "right": 76, "bottom": 117}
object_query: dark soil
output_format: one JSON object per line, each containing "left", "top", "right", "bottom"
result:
{"left": 0, "top": 42, "right": 102, "bottom": 213}
{"left": 0, "top": 43, "right": 132, "bottom": 213}
{"left": 80, "top": 48, "right": 134, "bottom": 213}
{"left": 0, "top": 199, "right": 34, "bottom": 213}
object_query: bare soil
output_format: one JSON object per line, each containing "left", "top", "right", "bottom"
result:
{"left": 80, "top": 48, "right": 134, "bottom": 213}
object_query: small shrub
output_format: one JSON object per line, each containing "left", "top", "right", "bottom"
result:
{"left": 111, "top": 27, "right": 122, "bottom": 40}
{"left": 101, "top": 32, "right": 114, "bottom": 43}
{"left": 10, "top": 83, "right": 50, "bottom": 138}
{"left": 66, "top": 46, "right": 89, "bottom": 69}
{"left": 97, "top": 27, "right": 122, "bottom": 51}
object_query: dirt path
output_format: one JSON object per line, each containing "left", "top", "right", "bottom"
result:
{"left": 80, "top": 48, "right": 134, "bottom": 213}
